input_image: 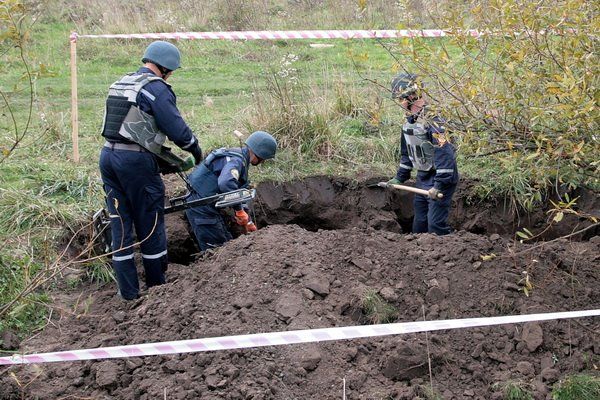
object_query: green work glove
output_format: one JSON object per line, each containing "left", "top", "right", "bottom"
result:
{"left": 180, "top": 156, "right": 195, "bottom": 172}
{"left": 386, "top": 178, "right": 402, "bottom": 186}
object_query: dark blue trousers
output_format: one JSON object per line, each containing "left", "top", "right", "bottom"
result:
{"left": 185, "top": 198, "right": 232, "bottom": 252}
{"left": 412, "top": 182, "right": 456, "bottom": 235}
{"left": 99, "top": 147, "right": 167, "bottom": 300}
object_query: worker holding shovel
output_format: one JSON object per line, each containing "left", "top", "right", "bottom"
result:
{"left": 386, "top": 73, "right": 458, "bottom": 235}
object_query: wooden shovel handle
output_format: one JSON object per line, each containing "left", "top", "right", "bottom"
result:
{"left": 378, "top": 182, "right": 444, "bottom": 199}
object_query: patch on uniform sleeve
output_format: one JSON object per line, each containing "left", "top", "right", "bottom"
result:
{"left": 230, "top": 168, "right": 240, "bottom": 180}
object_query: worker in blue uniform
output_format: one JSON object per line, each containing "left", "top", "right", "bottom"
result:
{"left": 185, "top": 131, "right": 277, "bottom": 251}
{"left": 388, "top": 73, "right": 459, "bottom": 235}
{"left": 99, "top": 41, "right": 203, "bottom": 300}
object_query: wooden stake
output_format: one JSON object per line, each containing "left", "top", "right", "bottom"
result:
{"left": 70, "top": 34, "right": 80, "bottom": 163}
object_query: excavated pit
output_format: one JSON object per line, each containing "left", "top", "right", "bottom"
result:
{"left": 2, "top": 176, "right": 598, "bottom": 400}
{"left": 166, "top": 176, "right": 600, "bottom": 264}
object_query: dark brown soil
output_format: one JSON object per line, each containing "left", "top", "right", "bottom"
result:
{"left": 1, "top": 176, "right": 599, "bottom": 400}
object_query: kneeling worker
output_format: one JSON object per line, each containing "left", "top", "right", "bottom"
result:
{"left": 185, "top": 131, "right": 277, "bottom": 251}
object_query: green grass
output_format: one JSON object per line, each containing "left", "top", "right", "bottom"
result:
{"left": 0, "top": 252, "right": 50, "bottom": 335}
{"left": 85, "top": 260, "right": 115, "bottom": 284}
{"left": 491, "top": 381, "right": 534, "bottom": 400}
{"left": 416, "top": 385, "right": 443, "bottom": 400}
{"left": 360, "top": 289, "right": 398, "bottom": 324}
{"left": 552, "top": 374, "right": 600, "bottom": 400}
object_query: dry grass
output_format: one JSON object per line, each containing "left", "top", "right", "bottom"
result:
{"left": 44, "top": 0, "right": 436, "bottom": 33}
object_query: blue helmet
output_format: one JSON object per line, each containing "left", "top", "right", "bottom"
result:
{"left": 245, "top": 131, "right": 277, "bottom": 160}
{"left": 142, "top": 41, "right": 181, "bottom": 71}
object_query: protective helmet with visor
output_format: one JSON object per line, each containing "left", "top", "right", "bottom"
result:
{"left": 391, "top": 73, "right": 422, "bottom": 101}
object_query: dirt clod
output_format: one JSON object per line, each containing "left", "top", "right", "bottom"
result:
{"left": 522, "top": 322, "right": 544, "bottom": 352}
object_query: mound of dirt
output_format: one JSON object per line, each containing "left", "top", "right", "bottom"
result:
{"left": 2, "top": 220, "right": 599, "bottom": 399}
{"left": 165, "top": 175, "right": 600, "bottom": 264}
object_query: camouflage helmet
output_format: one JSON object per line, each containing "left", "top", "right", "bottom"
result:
{"left": 391, "top": 73, "right": 422, "bottom": 100}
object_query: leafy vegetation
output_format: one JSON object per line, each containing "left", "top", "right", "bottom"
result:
{"left": 415, "top": 385, "right": 444, "bottom": 400}
{"left": 386, "top": 0, "right": 599, "bottom": 209}
{"left": 0, "top": 252, "right": 50, "bottom": 334}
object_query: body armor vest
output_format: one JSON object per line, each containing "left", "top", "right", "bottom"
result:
{"left": 402, "top": 121, "right": 434, "bottom": 171}
{"left": 101, "top": 73, "right": 169, "bottom": 155}
{"left": 189, "top": 148, "right": 248, "bottom": 198}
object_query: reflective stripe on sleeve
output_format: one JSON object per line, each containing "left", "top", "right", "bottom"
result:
{"left": 399, "top": 164, "right": 412, "bottom": 170}
{"left": 140, "top": 89, "right": 156, "bottom": 102}
{"left": 181, "top": 137, "right": 197, "bottom": 149}
{"left": 436, "top": 169, "right": 454, "bottom": 174}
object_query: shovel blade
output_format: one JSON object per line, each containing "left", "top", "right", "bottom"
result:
{"left": 366, "top": 181, "right": 388, "bottom": 188}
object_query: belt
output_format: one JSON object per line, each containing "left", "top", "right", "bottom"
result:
{"left": 104, "top": 141, "right": 147, "bottom": 152}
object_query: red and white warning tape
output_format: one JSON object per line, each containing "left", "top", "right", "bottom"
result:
{"left": 69, "top": 29, "right": 471, "bottom": 42}
{"left": 69, "top": 28, "right": 579, "bottom": 43}
{"left": 1, "top": 309, "right": 597, "bottom": 365}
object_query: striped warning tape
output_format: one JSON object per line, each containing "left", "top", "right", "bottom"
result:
{"left": 69, "top": 29, "right": 467, "bottom": 42}
{"left": 1, "top": 309, "right": 598, "bottom": 365}
{"left": 69, "top": 28, "right": 579, "bottom": 42}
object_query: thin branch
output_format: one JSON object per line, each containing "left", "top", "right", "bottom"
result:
{"left": 503, "top": 223, "right": 600, "bottom": 259}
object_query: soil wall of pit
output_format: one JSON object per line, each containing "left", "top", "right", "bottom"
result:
{"left": 166, "top": 176, "right": 599, "bottom": 263}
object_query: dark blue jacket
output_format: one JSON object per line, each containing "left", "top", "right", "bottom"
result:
{"left": 188, "top": 147, "right": 250, "bottom": 210}
{"left": 135, "top": 67, "right": 198, "bottom": 150}
{"left": 395, "top": 115, "right": 458, "bottom": 190}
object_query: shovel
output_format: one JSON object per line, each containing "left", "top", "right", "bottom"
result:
{"left": 369, "top": 181, "right": 444, "bottom": 199}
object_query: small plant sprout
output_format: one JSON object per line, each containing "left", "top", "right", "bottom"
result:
{"left": 516, "top": 227, "right": 534, "bottom": 242}
{"left": 491, "top": 380, "right": 534, "bottom": 400}
{"left": 519, "top": 270, "right": 534, "bottom": 297}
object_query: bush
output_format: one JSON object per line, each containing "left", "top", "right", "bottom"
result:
{"left": 388, "top": 0, "right": 599, "bottom": 208}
